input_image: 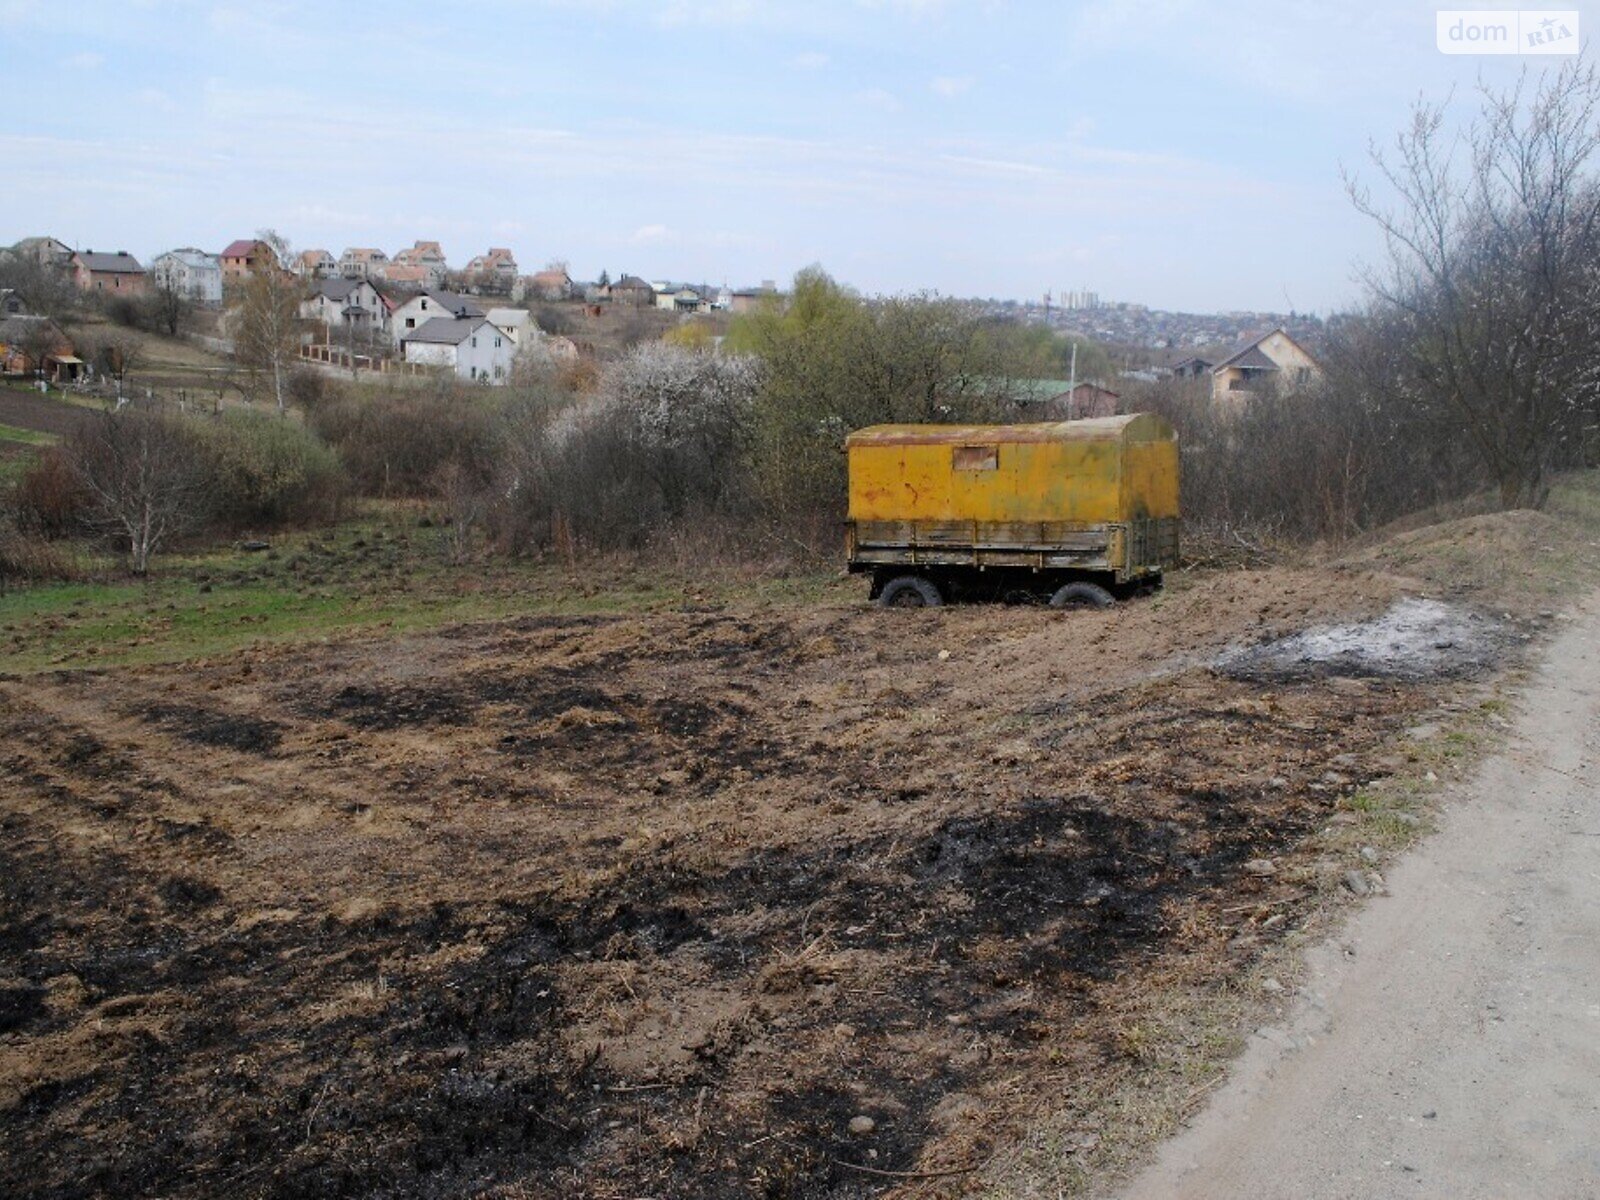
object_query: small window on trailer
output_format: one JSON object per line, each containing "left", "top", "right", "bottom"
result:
{"left": 953, "top": 445, "right": 998, "bottom": 471}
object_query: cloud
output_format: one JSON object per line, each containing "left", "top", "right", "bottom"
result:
{"left": 134, "top": 87, "right": 182, "bottom": 112}
{"left": 853, "top": 87, "right": 903, "bottom": 113}
{"left": 67, "top": 51, "right": 105, "bottom": 70}
{"left": 793, "top": 50, "right": 831, "bottom": 69}
{"left": 930, "top": 74, "right": 974, "bottom": 97}
{"left": 630, "top": 223, "right": 676, "bottom": 245}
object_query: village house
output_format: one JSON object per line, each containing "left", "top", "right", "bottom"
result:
{"left": 526, "top": 266, "right": 571, "bottom": 301}
{"left": 485, "top": 306, "right": 533, "bottom": 343}
{"left": 1059, "top": 381, "right": 1120, "bottom": 419}
{"left": 465, "top": 248, "right": 519, "bottom": 293}
{"left": 389, "top": 241, "right": 449, "bottom": 288}
{"left": 300, "top": 278, "right": 390, "bottom": 338}
{"left": 149, "top": 248, "right": 223, "bottom": 305}
{"left": 378, "top": 265, "right": 431, "bottom": 289}
{"left": 220, "top": 239, "right": 279, "bottom": 283}
{"left": 400, "top": 316, "right": 515, "bottom": 383}
{"left": 1208, "top": 327, "right": 1320, "bottom": 401}
{"left": 1168, "top": 355, "right": 1213, "bottom": 380}
{"left": 653, "top": 284, "right": 707, "bottom": 313}
{"left": 727, "top": 287, "right": 775, "bottom": 314}
{"left": 389, "top": 289, "right": 484, "bottom": 348}
{"left": 339, "top": 248, "right": 390, "bottom": 280}
{"left": 9, "top": 237, "right": 73, "bottom": 269}
{"left": 609, "top": 275, "right": 654, "bottom": 306}
{"left": 0, "top": 314, "right": 83, "bottom": 382}
{"left": 71, "top": 250, "right": 146, "bottom": 295}
{"left": 295, "top": 249, "right": 338, "bottom": 279}
{"left": 1, "top": 289, "right": 27, "bottom": 316}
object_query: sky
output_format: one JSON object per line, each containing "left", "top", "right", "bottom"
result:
{"left": 2, "top": 0, "right": 1591, "bottom": 313}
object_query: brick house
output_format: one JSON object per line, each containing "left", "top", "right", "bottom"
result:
{"left": 466, "top": 248, "right": 520, "bottom": 294}
{"left": 0, "top": 315, "right": 83, "bottom": 381}
{"left": 71, "top": 250, "right": 147, "bottom": 295}
{"left": 220, "top": 239, "right": 279, "bottom": 283}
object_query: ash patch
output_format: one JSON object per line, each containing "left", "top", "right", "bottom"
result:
{"left": 316, "top": 683, "right": 471, "bottom": 731}
{"left": 1218, "top": 598, "right": 1510, "bottom": 682}
{"left": 138, "top": 702, "right": 284, "bottom": 754}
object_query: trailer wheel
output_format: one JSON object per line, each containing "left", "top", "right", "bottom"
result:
{"left": 877, "top": 575, "right": 944, "bottom": 609}
{"left": 1049, "top": 581, "right": 1114, "bottom": 610}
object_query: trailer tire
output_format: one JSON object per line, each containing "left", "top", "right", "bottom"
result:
{"left": 1049, "top": 581, "right": 1115, "bottom": 610}
{"left": 877, "top": 575, "right": 944, "bottom": 609}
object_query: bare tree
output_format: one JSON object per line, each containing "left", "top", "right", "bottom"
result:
{"left": 67, "top": 407, "right": 211, "bottom": 574}
{"left": 147, "top": 271, "right": 194, "bottom": 337}
{"left": 80, "top": 329, "right": 145, "bottom": 405}
{"left": 233, "top": 229, "right": 305, "bottom": 413}
{"left": 0, "top": 254, "right": 76, "bottom": 320}
{"left": 1347, "top": 62, "right": 1600, "bottom": 507}
{"left": 16, "top": 319, "right": 66, "bottom": 385}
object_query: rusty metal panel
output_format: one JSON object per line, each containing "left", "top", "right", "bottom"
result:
{"left": 844, "top": 416, "right": 1180, "bottom": 577}
{"left": 847, "top": 414, "right": 1178, "bottom": 528}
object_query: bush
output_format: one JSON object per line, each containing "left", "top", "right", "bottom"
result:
{"left": 287, "top": 368, "right": 329, "bottom": 412}
{"left": 309, "top": 388, "right": 502, "bottom": 498}
{"left": 10, "top": 447, "right": 92, "bottom": 538}
{"left": 487, "top": 345, "right": 761, "bottom": 554}
{"left": 1129, "top": 357, "right": 1485, "bottom": 550}
{"left": 0, "top": 519, "right": 80, "bottom": 590}
{"left": 534, "top": 305, "right": 575, "bottom": 336}
{"left": 199, "top": 410, "right": 347, "bottom": 529}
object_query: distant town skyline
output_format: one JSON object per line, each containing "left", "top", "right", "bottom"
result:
{"left": 4, "top": 0, "right": 1587, "bottom": 314}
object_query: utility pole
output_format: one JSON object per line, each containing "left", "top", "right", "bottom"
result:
{"left": 1067, "top": 340, "right": 1077, "bottom": 418}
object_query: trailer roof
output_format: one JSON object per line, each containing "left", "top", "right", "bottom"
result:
{"left": 846, "top": 413, "right": 1168, "bottom": 447}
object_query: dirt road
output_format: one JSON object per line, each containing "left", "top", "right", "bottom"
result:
{"left": 1116, "top": 597, "right": 1600, "bottom": 1200}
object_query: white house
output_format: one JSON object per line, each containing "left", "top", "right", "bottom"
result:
{"left": 390, "top": 289, "right": 484, "bottom": 348}
{"left": 339, "top": 247, "right": 389, "bottom": 280}
{"left": 400, "top": 316, "right": 515, "bottom": 383}
{"left": 300, "top": 278, "right": 389, "bottom": 337}
{"left": 148, "top": 248, "right": 223, "bottom": 305}
{"left": 485, "top": 306, "right": 533, "bottom": 343}
{"left": 295, "top": 249, "right": 338, "bottom": 279}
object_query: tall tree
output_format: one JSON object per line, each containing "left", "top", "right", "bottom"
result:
{"left": 1348, "top": 62, "right": 1600, "bottom": 507}
{"left": 233, "top": 229, "right": 304, "bottom": 413}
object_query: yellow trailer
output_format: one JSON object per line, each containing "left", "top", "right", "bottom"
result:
{"left": 845, "top": 413, "right": 1180, "bottom": 608}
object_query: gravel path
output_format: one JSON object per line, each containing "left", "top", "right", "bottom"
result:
{"left": 1117, "top": 598, "right": 1600, "bottom": 1199}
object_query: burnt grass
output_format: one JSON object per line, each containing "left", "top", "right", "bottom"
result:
{"left": 0, "top": 611, "right": 1437, "bottom": 1199}
{"left": 0, "top": 792, "right": 1280, "bottom": 1200}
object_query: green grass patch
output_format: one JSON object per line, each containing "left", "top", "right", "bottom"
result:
{"left": 0, "top": 422, "right": 56, "bottom": 446}
{"left": 0, "top": 511, "right": 846, "bottom": 674}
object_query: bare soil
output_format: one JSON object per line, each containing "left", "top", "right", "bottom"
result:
{"left": 0, "top": 563, "right": 1521, "bottom": 1198}
{"left": 0, "top": 388, "right": 93, "bottom": 438}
